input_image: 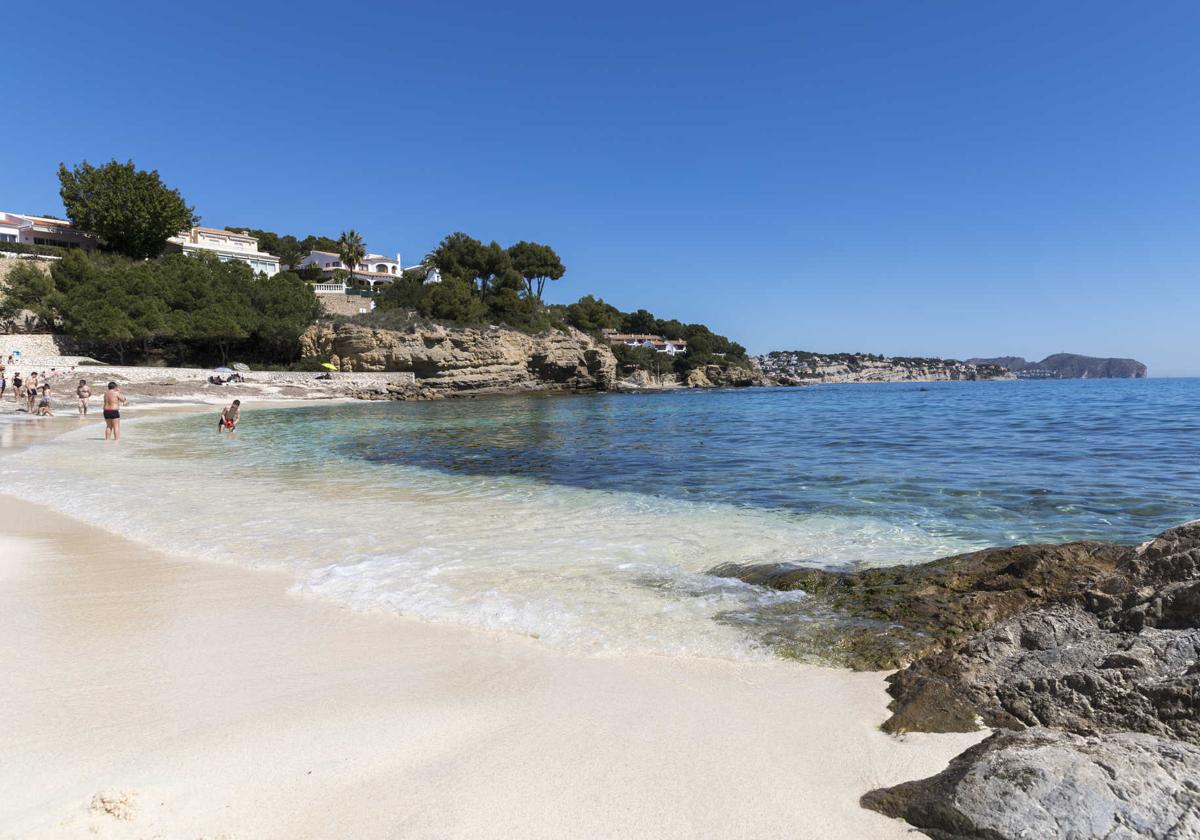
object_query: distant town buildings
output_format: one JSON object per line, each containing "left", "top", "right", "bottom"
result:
{"left": 600, "top": 329, "right": 688, "bottom": 355}
{"left": 166, "top": 227, "right": 281, "bottom": 276}
{"left": 0, "top": 212, "right": 97, "bottom": 250}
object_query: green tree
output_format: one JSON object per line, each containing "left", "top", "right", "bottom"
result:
{"left": 426, "top": 232, "right": 483, "bottom": 284}
{"left": 507, "top": 241, "right": 565, "bottom": 300}
{"left": 426, "top": 233, "right": 510, "bottom": 300}
{"left": 376, "top": 269, "right": 427, "bottom": 312}
{"left": 58, "top": 159, "right": 198, "bottom": 259}
{"left": 622, "top": 309, "right": 658, "bottom": 334}
{"left": 565, "top": 295, "right": 622, "bottom": 332}
{"left": 418, "top": 278, "right": 487, "bottom": 323}
{"left": 337, "top": 230, "right": 366, "bottom": 284}
{"left": 248, "top": 271, "right": 322, "bottom": 360}
{"left": 0, "top": 262, "right": 58, "bottom": 331}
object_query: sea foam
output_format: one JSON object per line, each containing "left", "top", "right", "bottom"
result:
{"left": 1, "top": 411, "right": 982, "bottom": 659}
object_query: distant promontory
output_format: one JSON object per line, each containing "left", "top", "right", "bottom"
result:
{"left": 967, "top": 353, "right": 1148, "bottom": 379}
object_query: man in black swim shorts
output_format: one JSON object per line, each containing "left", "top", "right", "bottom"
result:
{"left": 103, "top": 381, "right": 128, "bottom": 441}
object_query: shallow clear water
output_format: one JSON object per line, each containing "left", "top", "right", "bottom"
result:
{"left": 5, "top": 379, "right": 1198, "bottom": 659}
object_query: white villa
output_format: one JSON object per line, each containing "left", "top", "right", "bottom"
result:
{"left": 298, "top": 250, "right": 401, "bottom": 288}
{"left": 298, "top": 248, "right": 441, "bottom": 294}
{"left": 600, "top": 330, "right": 689, "bottom": 355}
{"left": 0, "top": 211, "right": 97, "bottom": 250}
{"left": 166, "top": 227, "right": 280, "bottom": 276}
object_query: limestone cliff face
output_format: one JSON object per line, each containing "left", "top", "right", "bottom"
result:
{"left": 754, "top": 351, "right": 1016, "bottom": 384}
{"left": 683, "top": 364, "right": 771, "bottom": 388}
{"left": 300, "top": 321, "right": 618, "bottom": 395}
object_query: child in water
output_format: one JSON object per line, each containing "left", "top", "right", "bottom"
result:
{"left": 218, "top": 400, "right": 241, "bottom": 433}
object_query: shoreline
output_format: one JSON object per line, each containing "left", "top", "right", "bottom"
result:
{"left": 0, "top": 415, "right": 988, "bottom": 839}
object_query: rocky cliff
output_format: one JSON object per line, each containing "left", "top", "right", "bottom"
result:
{"left": 300, "top": 321, "right": 618, "bottom": 397}
{"left": 754, "top": 350, "right": 1015, "bottom": 384}
{"left": 968, "top": 353, "right": 1148, "bottom": 379}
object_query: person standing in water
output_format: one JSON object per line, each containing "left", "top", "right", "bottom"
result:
{"left": 103, "top": 382, "right": 128, "bottom": 441}
{"left": 217, "top": 399, "right": 241, "bottom": 433}
{"left": 76, "top": 379, "right": 92, "bottom": 416}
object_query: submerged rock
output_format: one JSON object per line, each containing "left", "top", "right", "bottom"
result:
{"left": 862, "top": 728, "right": 1200, "bottom": 840}
{"left": 709, "top": 540, "right": 1124, "bottom": 669}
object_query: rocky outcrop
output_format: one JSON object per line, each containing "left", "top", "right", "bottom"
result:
{"left": 968, "top": 353, "right": 1149, "bottom": 379}
{"left": 883, "top": 604, "right": 1200, "bottom": 741}
{"left": 754, "top": 350, "right": 1014, "bottom": 384}
{"left": 879, "top": 522, "right": 1200, "bottom": 741}
{"left": 684, "top": 363, "right": 770, "bottom": 388}
{"left": 714, "top": 522, "right": 1200, "bottom": 838}
{"left": 300, "top": 321, "right": 617, "bottom": 396}
{"left": 862, "top": 728, "right": 1200, "bottom": 840}
{"left": 709, "top": 540, "right": 1126, "bottom": 670}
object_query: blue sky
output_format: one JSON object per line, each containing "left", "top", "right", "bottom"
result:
{"left": 6, "top": 1, "right": 1200, "bottom": 374}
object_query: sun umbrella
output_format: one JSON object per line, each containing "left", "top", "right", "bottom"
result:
{"left": 232, "top": 362, "right": 250, "bottom": 372}
{"left": 212, "top": 366, "right": 233, "bottom": 374}
{"left": 321, "top": 362, "right": 338, "bottom": 371}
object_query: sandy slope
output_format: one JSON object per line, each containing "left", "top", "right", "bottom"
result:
{"left": 0, "top": 421, "right": 985, "bottom": 840}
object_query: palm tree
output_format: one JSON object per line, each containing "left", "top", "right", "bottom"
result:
{"left": 337, "top": 229, "right": 366, "bottom": 288}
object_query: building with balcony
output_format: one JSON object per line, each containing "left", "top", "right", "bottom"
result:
{"left": 600, "top": 330, "right": 689, "bottom": 355}
{"left": 296, "top": 250, "right": 405, "bottom": 288}
{"left": 0, "top": 212, "right": 98, "bottom": 250}
{"left": 166, "top": 227, "right": 281, "bottom": 276}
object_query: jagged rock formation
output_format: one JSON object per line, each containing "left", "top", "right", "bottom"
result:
{"left": 712, "top": 522, "right": 1200, "bottom": 839}
{"left": 683, "top": 364, "right": 771, "bottom": 388}
{"left": 879, "top": 522, "right": 1200, "bottom": 741}
{"left": 968, "top": 353, "right": 1148, "bottom": 379}
{"left": 300, "top": 321, "right": 618, "bottom": 396}
{"left": 862, "top": 728, "right": 1200, "bottom": 840}
{"left": 753, "top": 350, "right": 1014, "bottom": 384}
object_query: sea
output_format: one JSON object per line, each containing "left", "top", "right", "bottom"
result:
{"left": 4, "top": 378, "right": 1198, "bottom": 660}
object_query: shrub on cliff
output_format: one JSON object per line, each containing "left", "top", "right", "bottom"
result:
{"left": 0, "top": 261, "right": 59, "bottom": 332}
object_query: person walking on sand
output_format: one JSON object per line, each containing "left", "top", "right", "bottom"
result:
{"left": 12, "top": 372, "right": 22, "bottom": 402}
{"left": 0, "top": 364, "right": 6, "bottom": 401}
{"left": 76, "top": 379, "right": 92, "bottom": 416}
{"left": 103, "top": 382, "right": 128, "bottom": 441}
{"left": 217, "top": 400, "right": 241, "bottom": 433}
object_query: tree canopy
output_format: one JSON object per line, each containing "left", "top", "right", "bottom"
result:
{"left": 14, "top": 250, "right": 320, "bottom": 365}
{"left": 58, "top": 159, "right": 198, "bottom": 259}
{"left": 507, "top": 241, "right": 564, "bottom": 300}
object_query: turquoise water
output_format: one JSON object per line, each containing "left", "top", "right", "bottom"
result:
{"left": 304, "top": 377, "right": 1198, "bottom": 545}
{"left": 4, "top": 379, "right": 1197, "bottom": 659}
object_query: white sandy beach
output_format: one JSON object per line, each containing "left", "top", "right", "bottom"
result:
{"left": 0, "top": 411, "right": 986, "bottom": 839}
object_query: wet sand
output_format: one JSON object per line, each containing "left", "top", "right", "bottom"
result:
{"left": 0, "top": 415, "right": 985, "bottom": 840}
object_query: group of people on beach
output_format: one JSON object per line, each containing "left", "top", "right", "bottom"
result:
{"left": 0, "top": 365, "right": 79, "bottom": 417}
{"left": 2, "top": 359, "right": 242, "bottom": 440}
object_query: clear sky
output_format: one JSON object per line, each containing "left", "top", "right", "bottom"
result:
{"left": 6, "top": 1, "right": 1200, "bottom": 374}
